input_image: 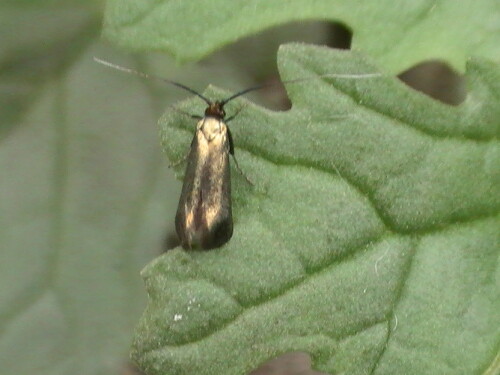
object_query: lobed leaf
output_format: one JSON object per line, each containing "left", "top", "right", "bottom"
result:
{"left": 132, "top": 44, "right": 500, "bottom": 375}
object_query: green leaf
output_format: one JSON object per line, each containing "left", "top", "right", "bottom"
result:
{"left": 103, "top": 0, "right": 500, "bottom": 72}
{"left": 132, "top": 44, "right": 500, "bottom": 375}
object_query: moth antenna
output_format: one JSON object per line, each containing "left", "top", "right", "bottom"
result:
{"left": 220, "top": 72, "right": 382, "bottom": 105}
{"left": 93, "top": 57, "right": 212, "bottom": 106}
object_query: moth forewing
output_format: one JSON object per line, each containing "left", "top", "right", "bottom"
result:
{"left": 175, "top": 116, "right": 233, "bottom": 250}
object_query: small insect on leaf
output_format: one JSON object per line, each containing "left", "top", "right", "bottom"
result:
{"left": 93, "top": 57, "right": 381, "bottom": 250}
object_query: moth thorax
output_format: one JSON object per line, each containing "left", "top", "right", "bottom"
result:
{"left": 200, "top": 117, "right": 227, "bottom": 142}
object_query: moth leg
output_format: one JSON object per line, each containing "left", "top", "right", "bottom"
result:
{"left": 332, "top": 162, "right": 344, "bottom": 180}
{"left": 231, "top": 154, "right": 254, "bottom": 186}
{"left": 225, "top": 103, "right": 247, "bottom": 123}
{"left": 171, "top": 106, "right": 203, "bottom": 120}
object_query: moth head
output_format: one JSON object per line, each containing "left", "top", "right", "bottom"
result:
{"left": 204, "top": 101, "right": 226, "bottom": 120}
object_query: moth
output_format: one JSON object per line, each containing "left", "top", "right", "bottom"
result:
{"left": 174, "top": 98, "right": 238, "bottom": 250}
{"left": 94, "top": 57, "right": 380, "bottom": 250}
